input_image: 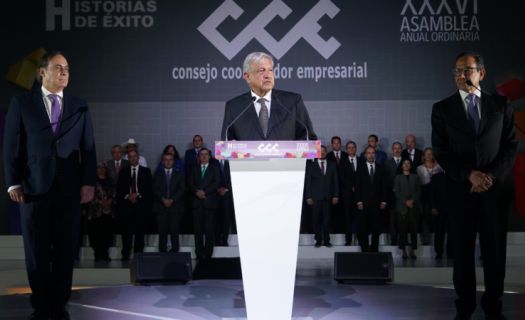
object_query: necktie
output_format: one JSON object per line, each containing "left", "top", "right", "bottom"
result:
{"left": 131, "top": 167, "right": 137, "bottom": 193}
{"left": 201, "top": 165, "right": 206, "bottom": 178}
{"left": 466, "top": 93, "right": 480, "bottom": 133}
{"left": 165, "top": 170, "right": 171, "bottom": 198}
{"left": 410, "top": 152, "right": 414, "bottom": 162}
{"left": 395, "top": 158, "right": 399, "bottom": 166}
{"left": 115, "top": 161, "right": 121, "bottom": 176}
{"left": 350, "top": 158, "right": 355, "bottom": 172}
{"left": 369, "top": 164, "right": 374, "bottom": 184}
{"left": 48, "top": 94, "right": 61, "bottom": 134}
{"left": 335, "top": 152, "right": 340, "bottom": 164}
{"left": 258, "top": 98, "right": 269, "bottom": 138}
{"left": 320, "top": 161, "right": 325, "bottom": 175}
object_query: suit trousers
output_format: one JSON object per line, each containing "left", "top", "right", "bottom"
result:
{"left": 448, "top": 183, "right": 507, "bottom": 317}
{"left": 356, "top": 206, "right": 382, "bottom": 252}
{"left": 342, "top": 196, "right": 356, "bottom": 244}
{"left": 312, "top": 199, "right": 331, "bottom": 244}
{"left": 88, "top": 214, "right": 114, "bottom": 259}
{"left": 193, "top": 206, "right": 216, "bottom": 259}
{"left": 156, "top": 206, "right": 182, "bottom": 252}
{"left": 20, "top": 184, "right": 80, "bottom": 314}
{"left": 396, "top": 207, "right": 418, "bottom": 250}
{"left": 119, "top": 200, "right": 147, "bottom": 258}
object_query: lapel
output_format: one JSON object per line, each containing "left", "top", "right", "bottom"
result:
{"left": 478, "top": 92, "right": 492, "bottom": 135}
{"left": 244, "top": 93, "right": 265, "bottom": 138}
{"left": 448, "top": 92, "right": 475, "bottom": 136}
{"left": 32, "top": 89, "right": 55, "bottom": 135}
{"left": 267, "top": 91, "right": 287, "bottom": 138}
{"left": 57, "top": 94, "right": 76, "bottom": 137}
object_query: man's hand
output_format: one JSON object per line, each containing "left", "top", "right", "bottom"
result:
{"left": 196, "top": 190, "right": 206, "bottom": 199}
{"left": 306, "top": 198, "right": 314, "bottom": 206}
{"left": 357, "top": 202, "right": 364, "bottom": 210}
{"left": 332, "top": 197, "right": 339, "bottom": 205}
{"left": 8, "top": 188, "right": 25, "bottom": 203}
{"left": 218, "top": 187, "right": 229, "bottom": 196}
{"left": 405, "top": 199, "right": 414, "bottom": 208}
{"left": 431, "top": 208, "right": 439, "bottom": 215}
{"left": 380, "top": 202, "right": 387, "bottom": 210}
{"left": 162, "top": 198, "right": 173, "bottom": 208}
{"left": 80, "top": 185, "right": 95, "bottom": 204}
{"left": 469, "top": 170, "right": 492, "bottom": 193}
{"left": 128, "top": 193, "right": 138, "bottom": 204}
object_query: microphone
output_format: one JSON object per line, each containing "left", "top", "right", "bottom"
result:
{"left": 272, "top": 95, "right": 311, "bottom": 141}
{"left": 466, "top": 80, "right": 491, "bottom": 96}
{"left": 224, "top": 96, "right": 256, "bottom": 141}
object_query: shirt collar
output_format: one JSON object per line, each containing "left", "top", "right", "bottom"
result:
{"left": 459, "top": 88, "right": 481, "bottom": 101}
{"left": 251, "top": 90, "right": 272, "bottom": 102}
{"left": 41, "top": 86, "right": 64, "bottom": 99}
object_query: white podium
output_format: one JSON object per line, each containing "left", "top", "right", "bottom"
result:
{"left": 215, "top": 141, "right": 320, "bottom": 320}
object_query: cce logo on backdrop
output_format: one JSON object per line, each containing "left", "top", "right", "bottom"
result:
{"left": 198, "top": 0, "right": 341, "bottom": 60}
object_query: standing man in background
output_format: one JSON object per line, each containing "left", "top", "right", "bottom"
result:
{"left": 3, "top": 51, "right": 96, "bottom": 320}
{"left": 432, "top": 52, "right": 517, "bottom": 320}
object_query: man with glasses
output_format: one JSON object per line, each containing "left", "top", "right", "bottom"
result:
{"left": 432, "top": 52, "right": 517, "bottom": 320}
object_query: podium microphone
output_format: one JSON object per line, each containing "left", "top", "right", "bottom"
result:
{"left": 466, "top": 80, "right": 491, "bottom": 97}
{"left": 224, "top": 96, "right": 256, "bottom": 141}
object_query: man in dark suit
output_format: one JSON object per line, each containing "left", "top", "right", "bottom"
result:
{"left": 184, "top": 134, "right": 204, "bottom": 177}
{"left": 116, "top": 150, "right": 152, "bottom": 260}
{"left": 401, "top": 134, "right": 423, "bottom": 172}
{"left": 384, "top": 142, "right": 403, "bottom": 245}
{"left": 216, "top": 159, "right": 235, "bottom": 246}
{"left": 152, "top": 153, "right": 185, "bottom": 252}
{"left": 356, "top": 146, "right": 388, "bottom": 252}
{"left": 3, "top": 52, "right": 96, "bottom": 320}
{"left": 360, "top": 134, "right": 387, "bottom": 165}
{"left": 221, "top": 52, "right": 317, "bottom": 141}
{"left": 326, "top": 136, "right": 347, "bottom": 233}
{"left": 189, "top": 148, "right": 221, "bottom": 260}
{"left": 339, "top": 141, "right": 361, "bottom": 246}
{"left": 305, "top": 146, "right": 339, "bottom": 247}
{"left": 326, "top": 136, "right": 348, "bottom": 166}
{"left": 106, "top": 144, "right": 129, "bottom": 183}
{"left": 432, "top": 52, "right": 517, "bottom": 320}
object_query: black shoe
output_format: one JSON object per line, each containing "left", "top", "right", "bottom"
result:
{"left": 314, "top": 242, "right": 321, "bottom": 248}
{"left": 50, "top": 309, "right": 70, "bottom": 320}
{"left": 324, "top": 243, "right": 333, "bottom": 248}
{"left": 29, "top": 311, "right": 49, "bottom": 320}
{"left": 410, "top": 253, "right": 417, "bottom": 260}
{"left": 485, "top": 314, "right": 506, "bottom": 320}
{"left": 435, "top": 254, "right": 442, "bottom": 260}
{"left": 121, "top": 256, "right": 130, "bottom": 261}
{"left": 344, "top": 242, "right": 351, "bottom": 246}
{"left": 454, "top": 316, "right": 471, "bottom": 320}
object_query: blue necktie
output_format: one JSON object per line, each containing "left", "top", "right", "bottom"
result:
{"left": 466, "top": 93, "right": 480, "bottom": 133}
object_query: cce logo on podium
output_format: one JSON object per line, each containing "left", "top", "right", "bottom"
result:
{"left": 257, "top": 143, "right": 279, "bottom": 153}
{"left": 198, "top": 0, "right": 341, "bottom": 60}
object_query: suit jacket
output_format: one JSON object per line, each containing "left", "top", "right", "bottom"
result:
{"left": 384, "top": 158, "right": 402, "bottom": 199}
{"left": 356, "top": 162, "right": 388, "bottom": 209}
{"left": 116, "top": 165, "right": 153, "bottom": 210}
{"left": 304, "top": 159, "right": 339, "bottom": 201}
{"left": 106, "top": 159, "right": 130, "bottom": 183}
{"left": 360, "top": 149, "right": 387, "bottom": 165}
{"left": 393, "top": 173, "right": 422, "bottom": 215}
{"left": 152, "top": 168, "right": 185, "bottom": 213}
{"left": 3, "top": 87, "right": 96, "bottom": 195}
{"left": 401, "top": 148, "right": 423, "bottom": 171}
{"left": 431, "top": 91, "right": 517, "bottom": 187}
{"left": 327, "top": 150, "right": 348, "bottom": 166}
{"left": 221, "top": 89, "right": 317, "bottom": 140}
{"left": 184, "top": 148, "right": 200, "bottom": 177}
{"left": 339, "top": 155, "right": 362, "bottom": 203}
{"left": 189, "top": 161, "right": 221, "bottom": 209}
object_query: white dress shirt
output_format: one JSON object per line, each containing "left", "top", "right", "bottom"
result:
{"left": 251, "top": 90, "right": 272, "bottom": 118}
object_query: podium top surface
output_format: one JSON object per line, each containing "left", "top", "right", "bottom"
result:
{"left": 215, "top": 140, "right": 321, "bottom": 160}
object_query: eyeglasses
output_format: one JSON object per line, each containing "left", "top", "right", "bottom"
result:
{"left": 52, "top": 64, "right": 70, "bottom": 73}
{"left": 452, "top": 67, "right": 478, "bottom": 76}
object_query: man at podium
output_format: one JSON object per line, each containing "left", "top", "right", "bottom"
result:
{"left": 221, "top": 51, "right": 317, "bottom": 141}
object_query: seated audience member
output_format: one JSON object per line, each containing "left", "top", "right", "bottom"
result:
{"left": 152, "top": 153, "right": 185, "bottom": 252}
{"left": 155, "top": 144, "right": 184, "bottom": 175}
{"left": 360, "top": 134, "right": 387, "bottom": 165}
{"left": 116, "top": 150, "right": 152, "bottom": 260}
{"left": 123, "top": 138, "right": 148, "bottom": 167}
{"left": 394, "top": 159, "right": 422, "bottom": 259}
{"left": 189, "top": 148, "right": 221, "bottom": 260}
{"left": 356, "top": 146, "right": 388, "bottom": 252}
{"left": 106, "top": 144, "right": 129, "bottom": 182}
{"left": 305, "top": 145, "right": 339, "bottom": 247}
{"left": 88, "top": 163, "right": 116, "bottom": 261}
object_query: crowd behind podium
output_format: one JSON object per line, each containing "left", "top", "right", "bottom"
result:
{"left": 83, "top": 133, "right": 452, "bottom": 261}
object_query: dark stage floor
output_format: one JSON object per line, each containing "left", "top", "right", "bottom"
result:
{"left": 1, "top": 279, "right": 524, "bottom": 319}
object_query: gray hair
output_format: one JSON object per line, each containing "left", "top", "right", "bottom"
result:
{"left": 243, "top": 52, "right": 274, "bottom": 73}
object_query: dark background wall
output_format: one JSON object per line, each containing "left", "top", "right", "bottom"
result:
{"left": 1, "top": 0, "right": 524, "bottom": 233}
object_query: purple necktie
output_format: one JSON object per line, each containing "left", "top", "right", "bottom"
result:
{"left": 466, "top": 93, "right": 480, "bottom": 133}
{"left": 48, "top": 94, "right": 61, "bottom": 133}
